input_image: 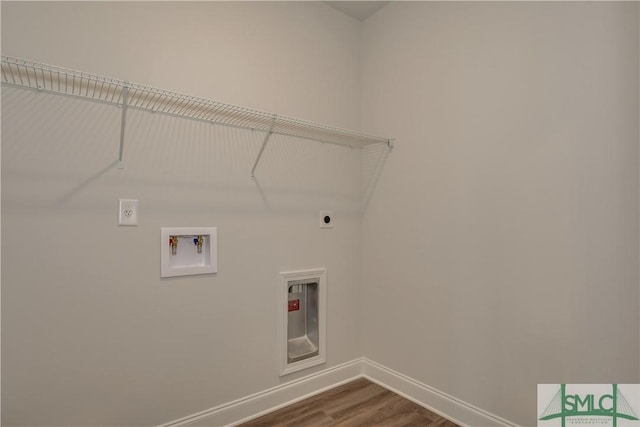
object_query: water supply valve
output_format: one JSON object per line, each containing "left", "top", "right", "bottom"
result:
{"left": 169, "top": 235, "right": 178, "bottom": 255}
{"left": 194, "top": 235, "right": 203, "bottom": 254}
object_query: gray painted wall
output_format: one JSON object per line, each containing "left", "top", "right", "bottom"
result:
{"left": 1, "top": 2, "right": 364, "bottom": 425}
{"left": 2, "top": 2, "right": 639, "bottom": 426}
{"left": 361, "top": 2, "right": 639, "bottom": 426}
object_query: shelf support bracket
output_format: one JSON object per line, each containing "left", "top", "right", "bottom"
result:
{"left": 250, "top": 117, "right": 276, "bottom": 180}
{"left": 118, "top": 85, "right": 129, "bottom": 169}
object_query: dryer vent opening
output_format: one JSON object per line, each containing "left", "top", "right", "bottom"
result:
{"left": 287, "top": 280, "right": 320, "bottom": 363}
{"left": 279, "top": 269, "right": 326, "bottom": 376}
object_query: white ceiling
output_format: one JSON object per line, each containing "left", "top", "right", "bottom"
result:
{"left": 324, "top": 1, "right": 391, "bottom": 21}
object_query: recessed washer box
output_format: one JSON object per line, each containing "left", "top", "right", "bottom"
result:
{"left": 161, "top": 227, "right": 217, "bottom": 278}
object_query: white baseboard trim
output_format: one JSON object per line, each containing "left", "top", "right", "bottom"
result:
{"left": 159, "top": 357, "right": 519, "bottom": 427}
{"left": 158, "top": 359, "right": 362, "bottom": 427}
{"left": 361, "top": 358, "right": 518, "bottom": 427}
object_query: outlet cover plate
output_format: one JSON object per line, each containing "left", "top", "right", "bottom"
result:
{"left": 119, "top": 199, "right": 138, "bottom": 226}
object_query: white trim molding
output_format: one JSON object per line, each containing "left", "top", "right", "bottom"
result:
{"left": 158, "top": 359, "right": 362, "bottom": 427}
{"left": 159, "top": 358, "right": 519, "bottom": 427}
{"left": 361, "top": 358, "right": 518, "bottom": 427}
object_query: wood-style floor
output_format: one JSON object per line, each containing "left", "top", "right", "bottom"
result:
{"left": 237, "top": 378, "right": 460, "bottom": 427}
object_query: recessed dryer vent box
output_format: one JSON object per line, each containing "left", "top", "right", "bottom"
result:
{"left": 279, "top": 268, "right": 326, "bottom": 376}
{"left": 161, "top": 227, "right": 217, "bottom": 278}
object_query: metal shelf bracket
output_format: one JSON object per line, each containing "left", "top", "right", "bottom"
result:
{"left": 250, "top": 117, "right": 276, "bottom": 180}
{"left": 118, "top": 85, "right": 129, "bottom": 169}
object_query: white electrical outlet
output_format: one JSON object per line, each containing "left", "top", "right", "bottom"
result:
{"left": 119, "top": 199, "right": 138, "bottom": 226}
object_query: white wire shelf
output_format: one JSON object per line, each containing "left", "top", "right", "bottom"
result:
{"left": 1, "top": 56, "right": 393, "bottom": 176}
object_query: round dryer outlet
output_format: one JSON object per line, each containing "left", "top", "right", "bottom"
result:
{"left": 319, "top": 211, "right": 333, "bottom": 228}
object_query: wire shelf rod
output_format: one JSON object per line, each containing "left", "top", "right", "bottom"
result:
{"left": 126, "top": 104, "right": 268, "bottom": 135}
{"left": 1, "top": 81, "right": 123, "bottom": 109}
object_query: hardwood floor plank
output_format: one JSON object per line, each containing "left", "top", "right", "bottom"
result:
{"left": 236, "top": 379, "right": 460, "bottom": 427}
{"left": 427, "top": 417, "right": 461, "bottom": 427}
{"left": 329, "top": 390, "right": 396, "bottom": 425}
{"left": 240, "top": 405, "right": 329, "bottom": 427}
{"left": 242, "top": 379, "right": 375, "bottom": 426}
{"left": 332, "top": 394, "right": 436, "bottom": 427}
{"left": 324, "top": 384, "right": 391, "bottom": 419}
{"left": 282, "top": 411, "right": 335, "bottom": 427}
